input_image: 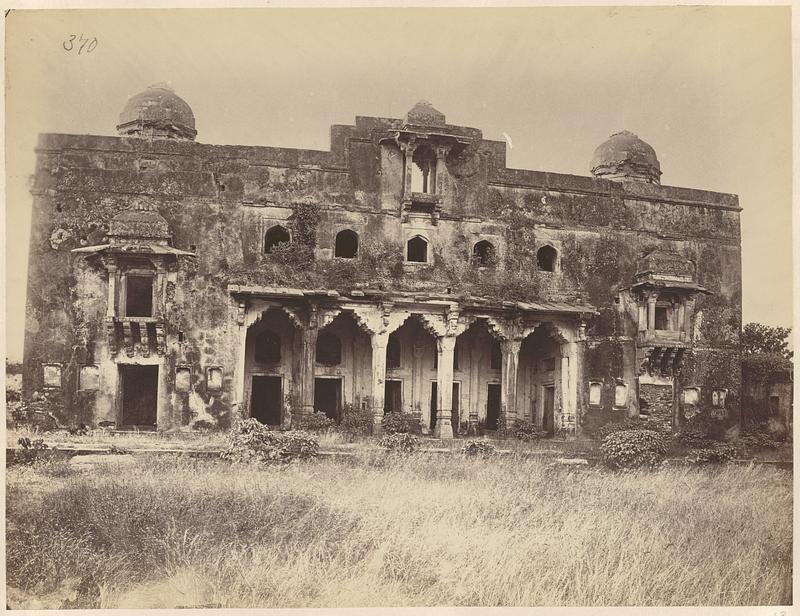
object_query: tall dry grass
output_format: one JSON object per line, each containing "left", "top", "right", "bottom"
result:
{"left": 6, "top": 452, "right": 792, "bottom": 608}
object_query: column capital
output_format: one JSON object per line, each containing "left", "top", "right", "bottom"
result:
{"left": 500, "top": 338, "right": 523, "bottom": 356}
{"left": 437, "top": 334, "right": 457, "bottom": 353}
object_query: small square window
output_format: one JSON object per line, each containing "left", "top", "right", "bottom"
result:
{"left": 588, "top": 382, "right": 602, "bottom": 407}
{"left": 711, "top": 389, "right": 727, "bottom": 408}
{"left": 207, "top": 367, "right": 223, "bottom": 391}
{"left": 79, "top": 365, "right": 100, "bottom": 391}
{"left": 43, "top": 363, "right": 62, "bottom": 388}
{"left": 176, "top": 367, "right": 192, "bottom": 393}
{"left": 614, "top": 383, "right": 628, "bottom": 408}
{"left": 683, "top": 387, "right": 700, "bottom": 406}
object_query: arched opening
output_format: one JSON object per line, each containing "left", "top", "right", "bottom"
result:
{"left": 407, "top": 236, "right": 428, "bottom": 263}
{"left": 411, "top": 145, "right": 436, "bottom": 194}
{"left": 334, "top": 229, "right": 359, "bottom": 258}
{"left": 264, "top": 225, "right": 290, "bottom": 254}
{"left": 517, "top": 324, "right": 567, "bottom": 436}
{"left": 472, "top": 240, "right": 496, "bottom": 267}
{"left": 315, "top": 330, "right": 342, "bottom": 366}
{"left": 254, "top": 329, "right": 281, "bottom": 365}
{"left": 537, "top": 245, "right": 557, "bottom": 272}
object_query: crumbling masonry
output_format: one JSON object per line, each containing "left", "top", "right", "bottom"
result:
{"left": 23, "top": 85, "right": 743, "bottom": 437}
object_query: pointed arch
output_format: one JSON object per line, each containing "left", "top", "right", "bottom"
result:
{"left": 407, "top": 235, "right": 428, "bottom": 263}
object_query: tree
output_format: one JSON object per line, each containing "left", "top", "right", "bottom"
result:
{"left": 740, "top": 323, "right": 792, "bottom": 359}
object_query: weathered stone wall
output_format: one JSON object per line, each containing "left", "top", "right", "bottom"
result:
{"left": 23, "top": 115, "right": 742, "bottom": 430}
{"left": 639, "top": 382, "right": 674, "bottom": 431}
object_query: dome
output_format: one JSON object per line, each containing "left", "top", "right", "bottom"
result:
{"left": 117, "top": 83, "right": 197, "bottom": 141}
{"left": 405, "top": 100, "right": 445, "bottom": 127}
{"left": 108, "top": 200, "right": 170, "bottom": 242}
{"left": 590, "top": 131, "right": 661, "bottom": 184}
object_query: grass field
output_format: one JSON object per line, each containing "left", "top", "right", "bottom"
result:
{"left": 6, "top": 451, "right": 792, "bottom": 608}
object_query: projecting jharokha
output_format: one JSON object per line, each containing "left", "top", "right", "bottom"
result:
{"left": 24, "top": 84, "right": 743, "bottom": 437}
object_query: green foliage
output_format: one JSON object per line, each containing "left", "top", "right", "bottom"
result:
{"left": 14, "top": 437, "right": 50, "bottom": 466}
{"left": 338, "top": 403, "right": 374, "bottom": 441}
{"left": 741, "top": 323, "right": 792, "bottom": 358}
{"left": 294, "top": 411, "right": 335, "bottom": 432}
{"left": 673, "top": 429, "right": 714, "bottom": 450}
{"left": 686, "top": 443, "right": 736, "bottom": 465}
{"left": 291, "top": 202, "right": 320, "bottom": 247}
{"left": 381, "top": 412, "right": 420, "bottom": 435}
{"left": 601, "top": 429, "right": 669, "bottom": 469}
{"left": 378, "top": 432, "right": 420, "bottom": 453}
{"left": 514, "top": 420, "right": 543, "bottom": 442}
{"left": 221, "top": 419, "right": 319, "bottom": 463}
{"left": 461, "top": 440, "right": 497, "bottom": 457}
{"left": 742, "top": 353, "right": 792, "bottom": 386}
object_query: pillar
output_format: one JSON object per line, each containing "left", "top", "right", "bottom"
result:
{"left": 434, "top": 335, "right": 456, "bottom": 439}
{"left": 370, "top": 332, "right": 389, "bottom": 434}
{"left": 413, "top": 343, "right": 427, "bottom": 431}
{"left": 561, "top": 340, "right": 578, "bottom": 436}
{"left": 647, "top": 293, "right": 657, "bottom": 330}
{"left": 500, "top": 339, "right": 522, "bottom": 431}
{"left": 300, "top": 326, "right": 319, "bottom": 417}
{"left": 233, "top": 322, "right": 248, "bottom": 424}
{"left": 468, "top": 340, "right": 483, "bottom": 434}
{"left": 684, "top": 297, "right": 696, "bottom": 338}
{"left": 106, "top": 264, "right": 117, "bottom": 318}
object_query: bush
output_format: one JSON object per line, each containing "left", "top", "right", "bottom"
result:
{"left": 14, "top": 391, "right": 63, "bottom": 430}
{"left": 338, "top": 403, "right": 374, "bottom": 440}
{"left": 294, "top": 411, "right": 335, "bottom": 432}
{"left": 381, "top": 412, "right": 420, "bottom": 435}
{"left": 601, "top": 429, "right": 669, "bottom": 469}
{"left": 594, "top": 419, "right": 659, "bottom": 441}
{"left": 461, "top": 440, "right": 497, "bottom": 457}
{"left": 221, "top": 419, "right": 319, "bottom": 463}
{"left": 673, "top": 429, "right": 714, "bottom": 450}
{"left": 379, "top": 433, "right": 420, "bottom": 453}
{"left": 514, "top": 420, "right": 543, "bottom": 442}
{"left": 686, "top": 443, "right": 737, "bottom": 465}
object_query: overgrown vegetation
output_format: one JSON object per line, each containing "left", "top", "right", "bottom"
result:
{"left": 461, "top": 440, "right": 497, "bottom": 457}
{"left": 338, "top": 403, "right": 374, "bottom": 441}
{"left": 220, "top": 419, "right": 319, "bottom": 463}
{"left": 601, "top": 429, "right": 669, "bottom": 469}
{"left": 378, "top": 433, "right": 420, "bottom": 453}
{"left": 6, "top": 455, "right": 791, "bottom": 608}
{"left": 381, "top": 412, "right": 421, "bottom": 435}
{"left": 293, "top": 411, "right": 335, "bottom": 433}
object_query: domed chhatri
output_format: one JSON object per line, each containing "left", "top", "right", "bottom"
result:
{"left": 591, "top": 130, "right": 661, "bottom": 185}
{"left": 117, "top": 83, "right": 197, "bottom": 141}
{"left": 108, "top": 200, "right": 170, "bottom": 243}
{"left": 405, "top": 100, "right": 446, "bottom": 127}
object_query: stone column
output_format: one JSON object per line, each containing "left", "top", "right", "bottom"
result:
{"left": 300, "top": 326, "right": 319, "bottom": 417}
{"left": 370, "top": 332, "right": 389, "bottom": 434}
{"left": 684, "top": 297, "right": 696, "bottom": 339}
{"left": 468, "top": 342, "right": 483, "bottom": 434}
{"left": 433, "top": 334, "right": 456, "bottom": 439}
{"left": 647, "top": 293, "right": 657, "bottom": 330}
{"left": 402, "top": 141, "right": 417, "bottom": 198}
{"left": 561, "top": 341, "right": 578, "bottom": 436}
{"left": 413, "top": 343, "right": 427, "bottom": 431}
{"left": 500, "top": 339, "right": 522, "bottom": 431}
{"left": 106, "top": 264, "right": 118, "bottom": 318}
{"left": 233, "top": 301, "right": 249, "bottom": 424}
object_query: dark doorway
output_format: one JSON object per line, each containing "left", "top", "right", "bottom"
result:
{"left": 334, "top": 230, "right": 359, "bottom": 258}
{"left": 487, "top": 383, "right": 501, "bottom": 430}
{"left": 543, "top": 385, "right": 556, "bottom": 435}
{"left": 314, "top": 378, "right": 342, "bottom": 422}
{"left": 407, "top": 236, "right": 428, "bottom": 263}
{"left": 384, "top": 380, "right": 402, "bottom": 413}
{"left": 120, "top": 364, "right": 158, "bottom": 427}
{"left": 251, "top": 375, "right": 282, "bottom": 425}
{"left": 430, "top": 382, "right": 461, "bottom": 432}
{"left": 125, "top": 275, "right": 153, "bottom": 317}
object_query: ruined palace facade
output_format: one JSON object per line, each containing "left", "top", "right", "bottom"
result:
{"left": 23, "top": 85, "right": 743, "bottom": 437}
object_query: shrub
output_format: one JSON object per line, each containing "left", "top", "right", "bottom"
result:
{"left": 294, "top": 410, "right": 335, "bottom": 432}
{"left": 221, "top": 418, "right": 319, "bottom": 463}
{"left": 13, "top": 437, "right": 51, "bottom": 466}
{"left": 381, "top": 412, "right": 420, "bottom": 435}
{"left": 461, "top": 440, "right": 497, "bottom": 457}
{"left": 514, "top": 420, "right": 543, "bottom": 442}
{"left": 14, "top": 391, "right": 63, "bottom": 430}
{"left": 686, "top": 443, "right": 737, "bottom": 465}
{"left": 601, "top": 429, "right": 669, "bottom": 469}
{"left": 673, "top": 429, "right": 714, "bottom": 450}
{"left": 379, "top": 433, "right": 420, "bottom": 453}
{"left": 338, "top": 403, "right": 374, "bottom": 440}
{"left": 595, "top": 419, "right": 658, "bottom": 441}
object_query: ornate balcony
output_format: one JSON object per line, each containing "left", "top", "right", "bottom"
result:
{"left": 106, "top": 316, "right": 166, "bottom": 358}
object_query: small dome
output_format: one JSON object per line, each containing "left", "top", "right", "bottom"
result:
{"left": 591, "top": 131, "right": 661, "bottom": 184}
{"left": 117, "top": 83, "right": 197, "bottom": 141}
{"left": 405, "top": 100, "right": 445, "bottom": 127}
{"left": 109, "top": 200, "right": 170, "bottom": 242}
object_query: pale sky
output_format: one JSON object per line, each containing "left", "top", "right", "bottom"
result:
{"left": 4, "top": 7, "right": 793, "bottom": 362}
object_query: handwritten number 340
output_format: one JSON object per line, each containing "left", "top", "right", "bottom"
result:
{"left": 63, "top": 34, "right": 98, "bottom": 55}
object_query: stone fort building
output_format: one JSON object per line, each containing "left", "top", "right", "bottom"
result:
{"left": 23, "top": 84, "right": 743, "bottom": 437}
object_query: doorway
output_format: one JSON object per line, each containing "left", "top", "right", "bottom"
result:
{"left": 384, "top": 380, "right": 402, "bottom": 413}
{"left": 430, "top": 382, "right": 461, "bottom": 431}
{"left": 314, "top": 378, "right": 342, "bottom": 422}
{"left": 120, "top": 364, "right": 158, "bottom": 428}
{"left": 251, "top": 375, "right": 282, "bottom": 425}
{"left": 486, "top": 383, "right": 501, "bottom": 430}
{"left": 542, "top": 385, "right": 555, "bottom": 435}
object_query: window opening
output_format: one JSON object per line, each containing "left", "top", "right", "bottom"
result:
{"left": 472, "top": 240, "right": 496, "bottom": 267}
{"left": 411, "top": 145, "right": 436, "bottom": 194}
{"left": 536, "top": 245, "right": 557, "bottom": 272}
{"left": 126, "top": 275, "right": 154, "bottom": 317}
{"left": 264, "top": 225, "right": 290, "bottom": 253}
{"left": 407, "top": 236, "right": 428, "bottom": 263}
{"left": 334, "top": 229, "right": 359, "bottom": 258}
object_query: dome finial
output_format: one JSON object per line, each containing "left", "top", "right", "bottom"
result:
{"left": 117, "top": 84, "right": 197, "bottom": 141}
{"left": 591, "top": 131, "right": 661, "bottom": 184}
